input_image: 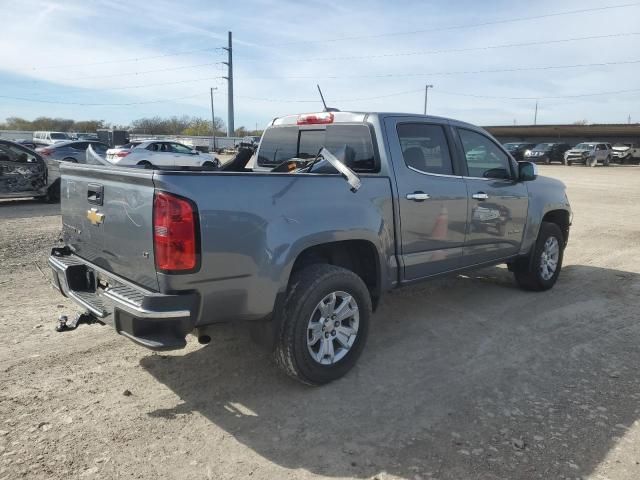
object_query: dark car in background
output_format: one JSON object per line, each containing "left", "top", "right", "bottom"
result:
{"left": 523, "top": 143, "right": 572, "bottom": 164}
{"left": 0, "top": 140, "right": 50, "bottom": 200}
{"left": 503, "top": 142, "right": 537, "bottom": 161}
{"left": 37, "top": 140, "right": 109, "bottom": 201}
{"left": 13, "top": 139, "right": 38, "bottom": 151}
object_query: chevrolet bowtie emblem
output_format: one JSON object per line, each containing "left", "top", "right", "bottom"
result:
{"left": 87, "top": 208, "right": 105, "bottom": 225}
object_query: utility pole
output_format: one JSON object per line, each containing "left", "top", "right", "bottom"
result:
{"left": 210, "top": 87, "right": 217, "bottom": 151}
{"left": 423, "top": 84, "right": 433, "bottom": 115}
{"left": 222, "top": 31, "right": 234, "bottom": 137}
{"left": 534, "top": 100, "right": 538, "bottom": 125}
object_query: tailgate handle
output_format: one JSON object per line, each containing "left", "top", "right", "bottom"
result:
{"left": 87, "top": 183, "right": 104, "bottom": 205}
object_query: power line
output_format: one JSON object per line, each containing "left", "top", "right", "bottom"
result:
{"left": 235, "top": 89, "right": 424, "bottom": 103}
{"left": 436, "top": 87, "right": 640, "bottom": 100}
{"left": 0, "top": 92, "right": 208, "bottom": 106}
{"left": 0, "top": 61, "right": 223, "bottom": 87}
{"left": 262, "top": 2, "right": 640, "bottom": 46}
{"left": 20, "top": 48, "right": 223, "bottom": 72}
{"left": 243, "top": 32, "right": 640, "bottom": 63}
{"left": 245, "top": 59, "right": 640, "bottom": 79}
{"left": 3, "top": 84, "right": 639, "bottom": 108}
{"left": 231, "top": 86, "right": 640, "bottom": 104}
{"left": 15, "top": 75, "right": 226, "bottom": 94}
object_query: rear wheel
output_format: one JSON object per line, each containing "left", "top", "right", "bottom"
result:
{"left": 513, "top": 222, "right": 564, "bottom": 291}
{"left": 274, "top": 264, "right": 371, "bottom": 385}
{"left": 202, "top": 161, "right": 217, "bottom": 170}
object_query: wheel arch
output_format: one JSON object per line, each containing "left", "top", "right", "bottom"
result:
{"left": 541, "top": 209, "right": 570, "bottom": 246}
{"left": 286, "top": 238, "right": 384, "bottom": 311}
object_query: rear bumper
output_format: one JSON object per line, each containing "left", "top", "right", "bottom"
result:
{"left": 48, "top": 248, "right": 199, "bottom": 350}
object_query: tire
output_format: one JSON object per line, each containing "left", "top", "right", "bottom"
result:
{"left": 274, "top": 264, "right": 371, "bottom": 386}
{"left": 604, "top": 155, "right": 611, "bottom": 167}
{"left": 202, "top": 161, "right": 217, "bottom": 170}
{"left": 63, "top": 157, "right": 77, "bottom": 163}
{"left": 565, "top": 159, "right": 572, "bottom": 166}
{"left": 513, "top": 222, "right": 564, "bottom": 291}
{"left": 137, "top": 161, "right": 153, "bottom": 169}
{"left": 544, "top": 157, "right": 551, "bottom": 165}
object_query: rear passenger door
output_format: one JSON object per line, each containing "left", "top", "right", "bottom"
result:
{"left": 454, "top": 128, "right": 529, "bottom": 264}
{"left": 385, "top": 118, "right": 468, "bottom": 280}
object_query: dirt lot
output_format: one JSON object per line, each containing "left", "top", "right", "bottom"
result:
{"left": 1, "top": 165, "right": 639, "bottom": 480}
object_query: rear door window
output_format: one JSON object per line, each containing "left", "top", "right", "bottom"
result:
{"left": 257, "top": 124, "right": 377, "bottom": 172}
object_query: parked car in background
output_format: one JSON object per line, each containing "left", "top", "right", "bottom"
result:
{"left": 0, "top": 140, "right": 50, "bottom": 200}
{"left": 105, "top": 141, "right": 142, "bottom": 162}
{"left": 503, "top": 142, "right": 537, "bottom": 161}
{"left": 564, "top": 142, "right": 612, "bottom": 166}
{"left": 104, "top": 140, "right": 220, "bottom": 168}
{"left": 33, "top": 131, "right": 71, "bottom": 146}
{"left": 611, "top": 142, "right": 640, "bottom": 164}
{"left": 37, "top": 141, "right": 109, "bottom": 201}
{"left": 523, "top": 143, "right": 571, "bottom": 164}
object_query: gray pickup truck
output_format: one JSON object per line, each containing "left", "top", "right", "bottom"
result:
{"left": 49, "top": 111, "right": 571, "bottom": 385}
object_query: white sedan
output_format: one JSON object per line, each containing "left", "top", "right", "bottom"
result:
{"left": 106, "top": 140, "right": 220, "bottom": 168}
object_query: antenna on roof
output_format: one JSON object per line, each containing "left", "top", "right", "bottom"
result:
{"left": 317, "top": 84, "right": 340, "bottom": 112}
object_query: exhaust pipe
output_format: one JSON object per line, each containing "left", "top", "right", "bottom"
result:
{"left": 198, "top": 334, "right": 211, "bottom": 345}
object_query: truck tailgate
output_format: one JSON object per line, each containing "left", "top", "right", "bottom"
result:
{"left": 60, "top": 163, "right": 158, "bottom": 291}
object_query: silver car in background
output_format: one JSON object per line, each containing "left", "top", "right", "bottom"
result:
{"left": 563, "top": 142, "right": 612, "bottom": 167}
{"left": 105, "top": 140, "right": 220, "bottom": 168}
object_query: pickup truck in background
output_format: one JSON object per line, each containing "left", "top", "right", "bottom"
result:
{"left": 49, "top": 111, "right": 571, "bottom": 385}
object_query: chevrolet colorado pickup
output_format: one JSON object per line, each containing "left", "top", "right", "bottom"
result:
{"left": 49, "top": 111, "right": 571, "bottom": 385}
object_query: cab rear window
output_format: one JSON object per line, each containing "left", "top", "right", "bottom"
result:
{"left": 257, "top": 125, "right": 377, "bottom": 172}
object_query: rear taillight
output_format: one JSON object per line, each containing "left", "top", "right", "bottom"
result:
{"left": 115, "top": 151, "right": 130, "bottom": 157}
{"left": 153, "top": 191, "right": 198, "bottom": 272}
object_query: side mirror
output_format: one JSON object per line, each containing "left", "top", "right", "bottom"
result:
{"left": 191, "top": 149, "right": 199, "bottom": 155}
{"left": 518, "top": 161, "right": 538, "bottom": 181}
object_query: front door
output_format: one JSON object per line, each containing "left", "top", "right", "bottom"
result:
{"left": 0, "top": 143, "right": 47, "bottom": 197}
{"left": 385, "top": 118, "right": 468, "bottom": 280}
{"left": 455, "top": 128, "right": 529, "bottom": 265}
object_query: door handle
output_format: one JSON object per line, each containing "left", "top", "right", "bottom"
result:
{"left": 87, "top": 183, "right": 104, "bottom": 205}
{"left": 472, "top": 192, "right": 489, "bottom": 200}
{"left": 406, "top": 192, "right": 430, "bottom": 201}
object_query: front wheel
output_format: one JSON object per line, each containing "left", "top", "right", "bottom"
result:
{"left": 274, "top": 264, "right": 371, "bottom": 385}
{"left": 513, "top": 222, "right": 564, "bottom": 291}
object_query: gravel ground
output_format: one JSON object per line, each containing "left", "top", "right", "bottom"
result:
{"left": 1, "top": 165, "right": 639, "bottom": 480}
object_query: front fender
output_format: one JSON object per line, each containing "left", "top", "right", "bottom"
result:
{"left": 519, "top": 176, "right": 571, "bottom": 256}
